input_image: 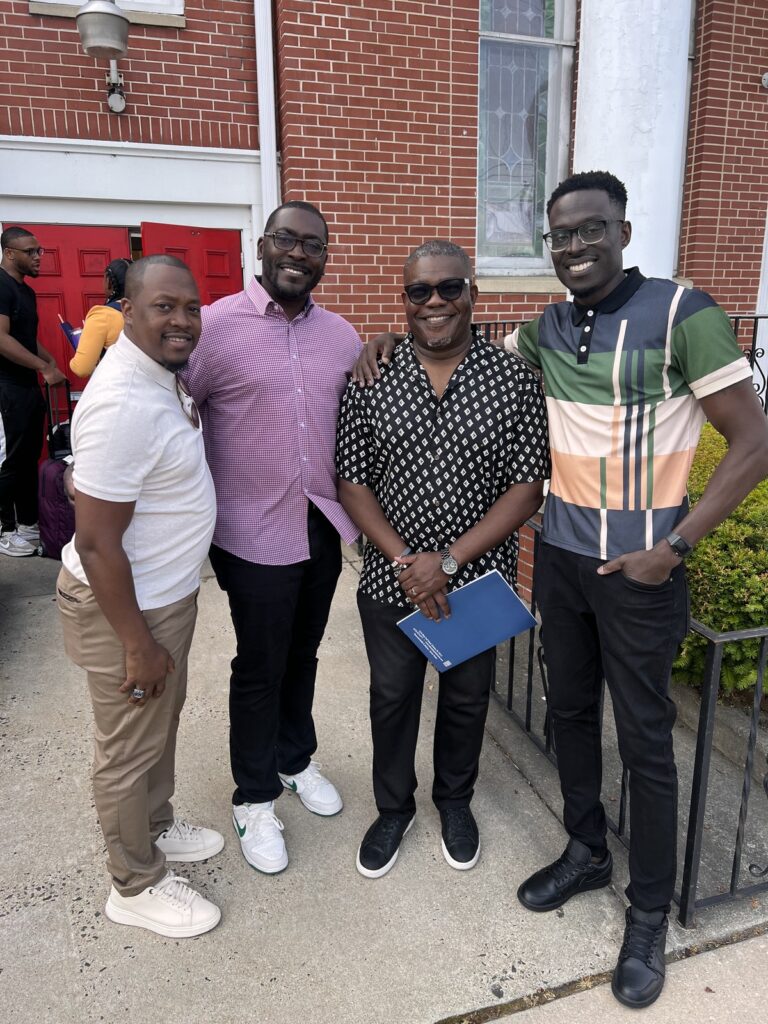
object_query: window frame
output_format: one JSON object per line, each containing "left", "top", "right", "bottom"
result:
{"left": 476, "top": 1, "right": 577, "bottom": 277}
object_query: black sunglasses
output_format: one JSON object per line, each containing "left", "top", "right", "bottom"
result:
{"left": 403, "top": 277, "right": 470, "bottom": 305}
{"left": 175, "top": 376, "right": 200, "bottom": 429}
{"left": 9, "top": 246, "right": 44, "bottom": 257}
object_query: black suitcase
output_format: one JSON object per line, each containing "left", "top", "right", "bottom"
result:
{"left": 38, "top": 382, "right": 75, "bottom": 559}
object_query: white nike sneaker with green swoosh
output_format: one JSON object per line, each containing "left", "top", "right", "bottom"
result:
{"left": 232, "top": 800, "right": 288, "bottom": 873}
{"left": 278, "top": 760, "right": 343, "bottom": 816}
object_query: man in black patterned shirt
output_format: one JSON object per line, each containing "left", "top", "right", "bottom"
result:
{"left": 336, "top": 240, "right": 549, "bottom": 878}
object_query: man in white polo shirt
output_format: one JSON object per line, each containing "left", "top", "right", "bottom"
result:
{"left": 57, "top": 255, "right": 223, "bottom": 938}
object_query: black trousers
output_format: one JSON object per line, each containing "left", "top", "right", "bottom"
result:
{"left": 535, "top": 542, "right": 689, "bottom": 912}
{"left": 0, "top": 381, "right": 45, "bottom": 532}
{"left": 209, "top": 505, "right": 342, "bottom": 805}
{"left": 357, "top": 592, "right": 496, "bottom": 817}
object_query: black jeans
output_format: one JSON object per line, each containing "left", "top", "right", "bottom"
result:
{"left": 535, "top": 542, "right": 689, "bottom": 912}
{"left": 0, "top": 381, "right": 45, "bottom": 532}
{"left": 209, "top": 505, "right": 342, "bottom": 805}
{"left": 357, "top": 592, "right": 496, "bottom": 817}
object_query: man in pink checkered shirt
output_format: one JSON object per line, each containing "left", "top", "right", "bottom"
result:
{"left": 184, "top": 201, "right": 363, "bottom": 874}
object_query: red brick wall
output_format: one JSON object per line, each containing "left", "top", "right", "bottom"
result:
{"left": 0, "top": 0, "right": 258, "bottom": 147}
{"left": 275, "top": 0, "right": 561, "bottom": 341}
{"left": 679, "top": 0, "right": 768, "bottom": 312}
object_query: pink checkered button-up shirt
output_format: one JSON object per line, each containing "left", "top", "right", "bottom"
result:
{"left": 184, "top": 277, "right": 363, "bottom": 565}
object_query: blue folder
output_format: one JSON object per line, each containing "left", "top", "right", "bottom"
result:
{"left": 396, "top": 569, "right": 537, "bottom": 672}
{"left": 59, "top": 320, "right": 82, "bottom": 350}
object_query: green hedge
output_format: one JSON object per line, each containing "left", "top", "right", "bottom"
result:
{"left": 673, "top": 423, "right": 768, "bottom": 692}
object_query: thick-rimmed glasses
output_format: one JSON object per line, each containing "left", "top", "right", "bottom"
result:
{"left": 263, "top": 231, "right": 327, "bottom": 259}
{"left": 8, "top": 246, "right": 44, "bottom": 257}
{"left": 403, "top": 277, "right": 470, "bottom": 305}
{"left": 175, "top": 375, "right": 200, "bottom": 429}
{"left": 543, "top": 219, "right": 624, "bottom": 252}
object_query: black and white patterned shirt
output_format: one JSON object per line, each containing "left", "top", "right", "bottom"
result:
{"left": 335, "top": 327, "right": 550, "bottom": 607}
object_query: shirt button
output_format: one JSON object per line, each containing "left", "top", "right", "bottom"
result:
{"left": 300, "top": 423, "right": 305, "bottom": 428}
{"left": 584, "top": 325, "right": 591, "bottom": 333}
{"left": 579, "top": 345, "right": 587, "bottom": 352}
{"left": 587, "top": 309, "right": 594, "bottom": 317}
{"left": 296, "top": 388, "right": 302, "bottom": 393}
{"left": 292, "top": 354, "right": 297, "bottom": 360}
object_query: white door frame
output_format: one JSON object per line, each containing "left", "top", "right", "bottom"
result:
{"left": 0, "top": 135, "right": 264, "bottom": 282}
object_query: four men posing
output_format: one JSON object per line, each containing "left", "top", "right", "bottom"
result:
{"left": 54, "top": 181, "right": 768, "bottom": 1011}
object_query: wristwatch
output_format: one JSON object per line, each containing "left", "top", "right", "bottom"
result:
{"left": 665, "top": 532, "right": 693, "bottom": 559}
{"left": 440, "top": 547, "right": 459, "bottom": 576}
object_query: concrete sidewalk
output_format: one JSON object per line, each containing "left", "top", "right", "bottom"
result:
{"left": 0, "top": 551, "right": 766, "bottom": 1023}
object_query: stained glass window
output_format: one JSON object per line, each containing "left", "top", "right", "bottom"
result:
{"left": 478, "top": 1, "right": 573, "bottom": 268}
{"left": 480, "top": 0, "right": 554, "bottom": 39}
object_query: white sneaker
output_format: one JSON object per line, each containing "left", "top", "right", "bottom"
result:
{"left": 156, "top": 820, "right": 224, "bottom": 862}
{"left": 232, "top": 801, "right": 288, "bottom": 874}
{"left": 279, "top": 760, "right": 343, "bottom": 816}
{"left": 0, "top": 530, "right": 37, "bottom": 557}
{"left": 16, "top": 522, "right": 40, "bottom": 546}
{"left": 104, "top": 873, "right": 221, "bottom": 938}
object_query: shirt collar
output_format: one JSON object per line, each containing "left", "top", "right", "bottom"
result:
{"left": 399, "top": 323, "right": 486, "bottom": 383}
{"left": 114, "top": 332, "right": 177, "bottom": 392}
{"left": 571, "top": 267, "right": 645, "bottom": 325}
{"left": 246, "top": 275, "right": 316, "bottom": 319}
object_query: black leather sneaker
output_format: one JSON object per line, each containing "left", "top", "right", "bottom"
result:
{"left": 356, "top": 813, "right": 414, "bottom": 878}
{"left": 440, "top": 806, "right": 480, "bottom": 870}
{"left": 517, "top": 837, "right": 612, "bottom": 911}
{"left": 611, "top": 906, "right": 668, "bottom": 1008}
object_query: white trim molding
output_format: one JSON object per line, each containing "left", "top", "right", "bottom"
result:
{"left": 0, "top": 135, "right": 263, "bottom": 278}
{"left": 29, "top": 1, "right": 185, "bottom": 28}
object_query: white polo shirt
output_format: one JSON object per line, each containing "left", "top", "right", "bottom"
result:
{"left": 62, "top": 333, "right": 217, "bottom": 610}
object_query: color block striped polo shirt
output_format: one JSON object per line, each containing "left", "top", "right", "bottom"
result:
{"left": 508, "top": 269, "right": 752, "bottom": 560}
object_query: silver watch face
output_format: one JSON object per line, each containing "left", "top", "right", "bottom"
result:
{"left": 441, "top": 552, "right": 459, "bottom": 576}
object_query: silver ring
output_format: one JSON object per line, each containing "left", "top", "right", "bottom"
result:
{"left": 411, "top": 587, "right": 418, "bottom": 596}
{"left": 131, "top": 688, "right": 146, "bottom": 700}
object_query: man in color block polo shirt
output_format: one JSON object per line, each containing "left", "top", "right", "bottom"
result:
{"left": 508, "top": 171, "right": 768, "bottom": 1009}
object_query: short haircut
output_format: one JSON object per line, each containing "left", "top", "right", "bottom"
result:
{"left": 404, "top": 239, "right": 473, "bottom": 278}
{"left": 124, "top": 254, "right": 194, "bottom": 300}
{"left": 1, "top": 226, "right": 35, "bottom": 250}
{"left": 264, "top": 201, "right": 329, "bottom": 242}
{"left": 546, "top": 170, "right": 628, "bottom": 217}
{"left": 105, "top": 258, "right": 133, "bottom": 301}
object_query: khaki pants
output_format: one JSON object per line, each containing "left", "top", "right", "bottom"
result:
{"left": 56, "top": 566, "right": 198, "bottom": 896}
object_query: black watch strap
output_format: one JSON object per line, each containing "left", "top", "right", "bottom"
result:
{"left": 665, "top": 532, "right": 692, "bottom": 558}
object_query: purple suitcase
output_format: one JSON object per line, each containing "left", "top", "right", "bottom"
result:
{"left": 38, "top": 382, "right": 75, "bottom": 560}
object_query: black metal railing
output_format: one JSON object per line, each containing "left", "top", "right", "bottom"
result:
{"left": 494, "top": 521, "right": 768, "bottom": 927}
{"left": 477, "top": 314, "right": 768, "bottom": 414}
{"left": 730, "top": 313, "right": 767, "bottom": 413}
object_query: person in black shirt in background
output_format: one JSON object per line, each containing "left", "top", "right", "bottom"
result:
{"left": 336, "top": 240, "right": 549, "bottom": 879}
{"left": 0, "top": 225, "right": 66, "bottom": 557}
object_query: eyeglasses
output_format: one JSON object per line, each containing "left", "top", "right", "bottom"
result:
{"left": 403, "top": 278, "right": 470, "bottom": 305}
{"left": 175, "top": 375, "right": 200, "bottom": 429}
{"left": 263, "top": 231, "right": 327, "bottom": 259}
{"left": 8, "top": 246, "right": 44, "bottom": 257}
{"left": 543, "top": 220, "right": 624, "bottom": 252}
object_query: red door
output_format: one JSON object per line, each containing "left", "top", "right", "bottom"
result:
{"left": 140, "top": 223, "right": 243, "bottom": 305}
{"left": 24, "top": 224, "right": 132, "bottom": 393}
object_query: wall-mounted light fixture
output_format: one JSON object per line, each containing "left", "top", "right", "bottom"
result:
{"left": 75, "top": 0, "right": 130, "bottom": 114}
